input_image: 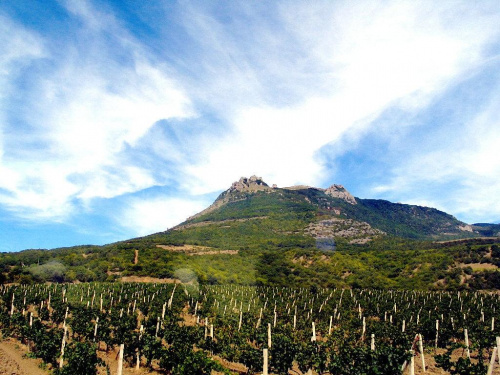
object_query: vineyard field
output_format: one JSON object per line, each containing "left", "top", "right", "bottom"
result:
{"left": 1, "top": 282, "right": 500, "bottom": 374}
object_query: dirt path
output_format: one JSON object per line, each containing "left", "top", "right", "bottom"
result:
{"left": 0, "top": 338, "right": 47, "bottom": 375}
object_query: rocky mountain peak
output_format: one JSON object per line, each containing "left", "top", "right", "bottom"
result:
{"left": 186, "top": 176, "right": 271, "bottom": 221}
{"left": 229, "top": 175, "right": 271, "bottom": 193}
{"left": 324, "top": 184, "right": 357, "bottom": 205}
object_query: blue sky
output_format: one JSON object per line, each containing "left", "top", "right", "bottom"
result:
{"left": 1, "top": 0, "right": 500, "bottom": 252}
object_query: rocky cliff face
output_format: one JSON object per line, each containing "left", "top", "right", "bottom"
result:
{"left": 185, "top": 176, "right": 272, "bottom": 221}
{"left": 229, "top": 176, "right": 271, "bottom": 193}
{"left": 324, "top": 184, "right": 357, "bottom": 205}
{"left": 306, "top": 217, "right": 384, "bottom": 244}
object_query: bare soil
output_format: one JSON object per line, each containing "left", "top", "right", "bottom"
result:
{"left": 156, "top": 244, "right": 239, "bottom": 256}
{"left": 119, "top": 276, "right": 179, "bottom": 283}
{"left": 458, "top": 262, "right": 498, "bottom": 271}
{"left": 401, "top": 347, "right": 500, "bottom": 375}
{"left": 0, "top": 338, "right": 47, "bottom": 375}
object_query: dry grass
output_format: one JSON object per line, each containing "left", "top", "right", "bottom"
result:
{"left": 155, "top": 244, "right": 238, "bottom": 256}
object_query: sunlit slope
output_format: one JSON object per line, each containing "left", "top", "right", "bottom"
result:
{"left": 148, "top": 177, "right": 476, "bottom": 251}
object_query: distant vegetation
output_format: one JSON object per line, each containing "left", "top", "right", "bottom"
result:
{"left": 1, "top": 228, "right": 499, "bottom": 291}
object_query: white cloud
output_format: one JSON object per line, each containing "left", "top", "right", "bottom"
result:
{"left": 0, "top": 14, "right": 45, "bottom": 158}
{"left": 75, "top": 166, "right": 157, "bottom": 200}
{"left": 369, "top": 87, "right": 500, "bottom": 223}
{"left": 0, "top": 14, "right": 45, "bottom": 79}
{"left": 184, "top": 1, "right": 500, "bottom": 197}
{"left": 120, "top": 196, "right": 208, "bottom": 237}
{"left": 0, "top": 162, "right": 79, "bottom": 220}
{"left": 2, "top": 0, "right": 500, "bottom": 236}
{"left": 185, "top": 97, "right": 350, "bottom": 194}
{"left": 46, "top": 63, "right": 191, "bottom": 168}
{"left": 0, "top": 2, "right": 193, "bottom": 220}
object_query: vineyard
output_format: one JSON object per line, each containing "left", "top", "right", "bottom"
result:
{"left": 1, "top": 282, "right": 500, "bottom": 374}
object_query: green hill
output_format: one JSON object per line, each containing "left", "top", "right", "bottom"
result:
{"left": 1, "top": 176, "right": 499, "bottom": 290}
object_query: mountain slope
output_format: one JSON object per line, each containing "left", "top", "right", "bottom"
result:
{"left": 1, "top": 176, "right": 499, "bottom": 290}
{"left": 163, "top": 176, "right": 476, "bottom": 249}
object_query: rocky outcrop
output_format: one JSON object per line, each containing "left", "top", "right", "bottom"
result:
{"left": 185, "top": 176, "right": 272, "bottom": 221}
{"left": 229, "top": 176, "right": 271, "bottom": 193}
{"left": 306, "top": 218, "right": 384, "bottom": 244}
{"left": 283, "top": 185, "right": 313, "bottom": 190}
{"left": 324, "top": 184, "right": 357, "bottom": 205}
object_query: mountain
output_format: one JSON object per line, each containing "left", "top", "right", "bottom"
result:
{"left": 164, "top": 175, "right": 476, "bottom": 247}
{"left": 471, "top": 223, "right": 500, "bottom": 237}
{"left": 1, "top": 176, "right": 499, "bottom": 290}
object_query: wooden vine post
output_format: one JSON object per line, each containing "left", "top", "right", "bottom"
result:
{"left": 435, "top": 320, "right": 439, "bottom": 349}
{"left": 117, "top": 344, "right": 124, "bottom": 375}
{"left": 59, "top": 326, "right": 67, "bottom": 368}
{"left": 497, "top": 337, "right": 500, "bottom": 365}
{"left": 263, "top": 348, "right": 269, "bottom": 375}
{"left": 94, "top": 317, "right": 99, "bottom": 342}
{"left": 487, "top": 346, "right": 497, "bottom": 375}
{"left": 268, "top": 323, "right": 272, "bottom": 349}
{"left": 410, "top": 349, "right": 415, "bottom": 375}
{"left": 10, "top": 294, "right": 14, "bottom": 316}
{"left": 362, "top": 316, "right": 366, "bottom": 341}
{"left": 168, "top": 284, "right": 177, "bottom": 309}
{"left": 464, "top": 329, "right": 471, "bottom": 359}
{"left": 161, "top": 302, "right": 166, "bottom": 320}
{"left": 136, "top": 324, "right": 144, "bottom": 370}
{"left": 418, "top": 333, "right": 426, "bottom": 372}
{"left": 63, "top": 307, "right": 69, "bottom": 329}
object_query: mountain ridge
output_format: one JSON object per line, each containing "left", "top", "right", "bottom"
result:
{"left": 180, "top": 175, "right": 476, "bottom": 242}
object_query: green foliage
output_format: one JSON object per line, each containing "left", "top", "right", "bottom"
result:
{"left": 159, "top": 341, "right": 227, "bottom": 375}
{"left": 349, "top": 198, "right": 471, "bottom": 239}
{"left": 31, "top": 322, "right": 63, "bottom": 366}
{"left": 29, "top": 261, "right": 67, "bottom": 282}
{"left": 57, "top": 342, "right": 105, "bottom": 375}
{"left": 270, "top": 333, "right": 298, "bottom": 374}
{"left": 296, "top": 341, "right": 327, "bottom": 374}
{"left": 239, "top": 345, "right": 261, "bottom": 374}
{"left": 141, "top": 334, "right": 163, "bottom": 368}
{"left": 435, "top": 343, "right": 487, "bottom": 375}
{"left": 328, "top": 344, "right": 411, "bottom": 375}
{"left": 69, "top": 306, "right": 94, "bottom": 339}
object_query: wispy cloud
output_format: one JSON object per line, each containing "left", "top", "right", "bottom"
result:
{"left": 182, "top": 1, "right": 500, "bottom": 195}
{"left": 0, "top": 13, "right": 45, "bottom": 163}
{"left": 1, "top": 0, "right": 500, "bottom": 248}
{"left": 120, "top": 196, "right": 207, "bottom": 237}
{"left": 370, "top": 82, "right": 500, "bottom": 223}
{"left": 0, "top": 1, "right": 193, "bottom": 220}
